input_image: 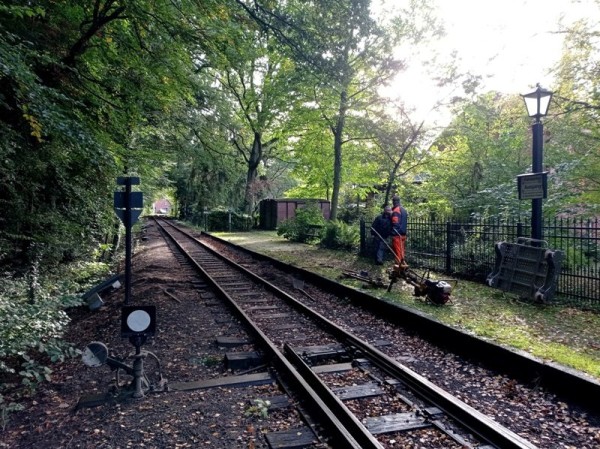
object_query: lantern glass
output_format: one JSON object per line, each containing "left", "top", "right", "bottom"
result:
{"left": 522, "top": 85, "right": 553, "bottom": 118}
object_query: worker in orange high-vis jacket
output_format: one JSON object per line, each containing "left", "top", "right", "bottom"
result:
{"left": 391, "top": 195, "right": 408, "bottom": 267}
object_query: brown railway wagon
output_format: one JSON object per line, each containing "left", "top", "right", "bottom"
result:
{"left": 259, "top": 198, "right": 330, "bottom": 230}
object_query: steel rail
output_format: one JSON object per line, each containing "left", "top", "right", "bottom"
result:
{"left": 155, "top": 219, "right": 372, "bottom": 448}
{"left": 200, "top": 229, "right": 600, "bottom": 414}
{"left": 157, "top": 219, "right": 538, "bottom": 448}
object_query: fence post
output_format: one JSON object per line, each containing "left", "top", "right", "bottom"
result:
{"left": 446, "top": 221, "right": 452, "bottom": 274}
{"left": 359, "top": 218, "right": 366, "bottom": 256}
{"left": 517, "top": 222, "right": 523, "bottom": 239}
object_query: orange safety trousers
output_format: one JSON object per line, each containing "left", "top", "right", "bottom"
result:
{"left": 392, "top": 235, "right": 406, "bottom": 263}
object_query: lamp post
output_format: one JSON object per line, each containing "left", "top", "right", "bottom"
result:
{"left": 521, "top": 84, "right": 553, "bottom": 241}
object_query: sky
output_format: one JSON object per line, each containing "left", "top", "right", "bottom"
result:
{"left": 376, "top": 0, "right": 598, "bottom": 120}
{"left": 432, "top": 0, "right": 582, "bottom": 92}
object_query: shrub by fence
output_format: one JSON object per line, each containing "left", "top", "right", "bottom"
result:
{"left": 192, "top": 210, "right": 252, "bottom": 232}
{"left": 361, "top": 216, "right": 600, "bottom": 306}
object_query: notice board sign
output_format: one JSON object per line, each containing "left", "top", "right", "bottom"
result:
{"left": 517, "top": 172, "right": 548, "bottom": 200}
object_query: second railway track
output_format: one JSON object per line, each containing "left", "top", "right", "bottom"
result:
{"left": 155, "top": 218, "right": 600, "bottom": 448}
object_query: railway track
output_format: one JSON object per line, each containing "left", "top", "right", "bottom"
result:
{"left": 155, "top": 218, "right": 539, "bottom": 448}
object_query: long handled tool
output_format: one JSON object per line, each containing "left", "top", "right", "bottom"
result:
{"left": 370, "top": 227, "right": 401, "bottom": 264}
{"left": 372, "top": 226, "right": 455, "bottom": 304}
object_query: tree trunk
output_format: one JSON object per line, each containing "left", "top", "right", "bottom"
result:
{"left": 385, "top": 160, "right": 401, "bottom": 205}
{"left": 330, "top": 90, "right": 348, "bottom": 221}
{"left": 111, "top": 219, "right": 122, "bottom": 261}
{"left": 244, "top": 132, "right": 263, "bottom": 214}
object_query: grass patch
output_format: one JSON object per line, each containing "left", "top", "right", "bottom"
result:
{"left": 213, "top": 230, "right": 600, "bottom": 381}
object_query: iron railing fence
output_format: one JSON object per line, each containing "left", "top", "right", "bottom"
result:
{"left": 546, "top": 217, "right": 600, "bottom": 305}
{"left": 361, "top": 217, "right": 600, "bottom": 306}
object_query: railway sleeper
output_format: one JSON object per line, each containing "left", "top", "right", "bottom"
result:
{"left": 225, "top": 351, "right": 264, "bottom": 371}
{"left": 296, "top": 343, "right": 349, "bottom": 365}
{"left": 332, "top": 382, "right": 385, "bottom": 400}
{"left": 364, "top": 411, "right": 430, "bottom": 434}
{"left": 264, "top": 426, "right": 319, "bottom": 449}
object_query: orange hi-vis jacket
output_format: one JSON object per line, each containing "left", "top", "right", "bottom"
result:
{"left": 391, "top": 204, "right": 407, "bottom": 263}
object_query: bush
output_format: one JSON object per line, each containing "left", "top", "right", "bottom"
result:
{"left": 0, "top": 259, "right": 108, "bottom": 427}
{"left": 337, "top": 202, "right": 380, "bottom": 225}
{"left": 277, "top": 204, "right": 326, "bottom": 243}
{"left": 202, "top": 209, "right": 253, "bottom": 232}
{"left": 0, "top": 276, "right": 82, "bottom": 368}
{"left": 451, "top": 233, "right": 495, "bottom": 278}
{"left": 320, "top": 220, "right": 359, "bottom": 250}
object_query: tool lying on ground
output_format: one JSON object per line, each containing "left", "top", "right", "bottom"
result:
{"left": 341, "top": 270, "right": 387, "bottom": 288}
{"left": 387, "top": 262, "right": 455, "bottom": 305}
{"left": 370, "top": 226, "right": 456, "bottom": 305}
{"left": 292, "top": 277, "right": 318, "bottom": 301}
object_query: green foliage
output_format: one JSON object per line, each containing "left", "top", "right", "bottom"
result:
{"left": 451, "top": 232, "right": 496, "bottom": 278}
{"left": 213, "top": 22, "right": 299, "bottom": 214}
{"left": 417, "top": 93, "right": 530, "bottom": 220}
{"left": 244, "top": 398, "right": 271, "bottom": 419}
{"left": 253, "top": 0, "right": 442, "bottom": 220}
{"left": 0, "top": 266, "right": 94, "bottom": 426}
{"left": 63, "top": 259, "right": 113, "bottom": 295}
{"left": 198, "top": 209, "right": 253, "bottom": 232}
{"left": 336, "top": 193, "right": 382, "bottom": 225}
{"left": 277, "top": 204, "right": 326, "bottom": 243}
{"left": 319, "top": 220, "right": 359, "bottom": 251}
{"left": 0, "top": 0, "right": 206, "bottom": 268}
{"left": 0, "top": 397, "right": 23, "bottom": 431}
{"left": 0, "top": 4, "right": 45, "bottom": 19}
{"left": 285, "top": 123, "right": 334, "bottom": 200}
{"left": 0, "top": 274, "right": 83, "bottom": 375}
{"left": 171, "top": 146, "right": 246, "bottom": 221}
{"left": 195, "top": 355, "right": 222, "bottom": 368}
{"left": 548, "top": 14, "right": 600, "bottom": 216}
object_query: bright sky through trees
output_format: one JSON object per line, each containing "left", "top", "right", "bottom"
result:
{"left": 376, "top": 0, "right": 598, "bottom": 119}
{"left": 433, "top": 0, "right": 593, "bottom": 92}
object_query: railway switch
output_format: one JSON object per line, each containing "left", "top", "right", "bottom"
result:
{"left": 81, "top": 305, "right": 165, "bottom": 401}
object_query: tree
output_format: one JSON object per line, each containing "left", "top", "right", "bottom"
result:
{"left": 421, "top": 93, "right": 530, "bottom": 219}
{"left": 0, "top": 0, "right": 204, "bottom": 266}
{"left": 233, "top": 0, "right": 441, "bottom": 220}
{"left": 212, "top": 25, "right": 298, "bottom": 214}
{"left": 548, "top": 8, "right": 600, "bottom": 215}
{"left": 291, "top": 0, "right": 400, "bottom": 220}
{"left": 364, "top": 103, "right": 431, "bottom": 205}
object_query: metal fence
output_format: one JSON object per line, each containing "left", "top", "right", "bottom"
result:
{"left": 361, "top": 217, "right": 600, "bottom": 306}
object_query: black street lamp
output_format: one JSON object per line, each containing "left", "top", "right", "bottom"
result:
{"left": 521, "top": 84, "right": 553, "bottom": 241}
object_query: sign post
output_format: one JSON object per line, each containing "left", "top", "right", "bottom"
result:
{"left": 114, "top": 177, "right": 143, "bottom": 304}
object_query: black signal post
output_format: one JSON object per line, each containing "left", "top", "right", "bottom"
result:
{"left": 114, "top": 176, "right": 143, "bottom": 304}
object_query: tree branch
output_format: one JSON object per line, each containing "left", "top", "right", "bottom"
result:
{"left": 63, "top": 1, "right": 127, "bottom": 67}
